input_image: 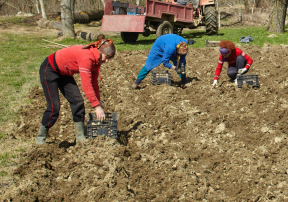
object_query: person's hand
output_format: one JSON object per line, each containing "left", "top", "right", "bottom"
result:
{"left": 212, "top": 80, "right": 218, "bottom": 88}
{"left": 238, "top": 68, "right": 247, "bottom": 75}
{"left": 171, "top": 66, "right": 176, "bottom": 70}
{"left": 95, "top": 105, "right": 105, "bottom": 122}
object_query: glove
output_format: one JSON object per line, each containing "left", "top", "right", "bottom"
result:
{"left": 238, "top": 68, "right": 247, "bottom": 75}
{"left": 212, "top": 80, "right": 218, "bottom": 88}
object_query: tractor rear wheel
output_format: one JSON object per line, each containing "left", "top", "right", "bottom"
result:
{"left": 205, "top": 5, "right": 218, "bottom": 35}
{"left": 120, "top": 32, "right": 139, "bottom": 43}
{"left": 156, "top": 21, "right": 173, "bottom": 38}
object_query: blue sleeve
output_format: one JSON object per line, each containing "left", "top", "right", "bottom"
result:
{"left": 162, "top": 46, "right": 174, "bottom": 69}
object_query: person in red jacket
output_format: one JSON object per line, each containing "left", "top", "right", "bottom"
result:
{"left": 212, "top": 40, "right": 253, "bottom": 88}
{"left": 36, "top": 39, "right": 116, "bottom": 145}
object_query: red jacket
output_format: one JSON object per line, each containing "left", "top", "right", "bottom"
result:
{"left": 48, "top": 45, "right": 102, "bottom": 107}
{"left": 214, "top": 47, "right": 253, "bottom": 80}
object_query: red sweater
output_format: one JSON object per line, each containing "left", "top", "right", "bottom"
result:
{"left": 214, "top": 47, "right": 253, "bottom": 80}
{"left": 48, "top": 45, "right": 102, "bottom": 107}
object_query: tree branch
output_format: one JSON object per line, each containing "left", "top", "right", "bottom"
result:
{"left": 5, "top": 2, "right": 20, "bottom": 11}
{"left": 0, "top": 0, "right": 7, "bottom": 10}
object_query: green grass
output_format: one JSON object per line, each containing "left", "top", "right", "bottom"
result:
{"left": 0, "top": 16, "right": 30, "bottom": 26}
{"left": 0, "top": 152, "right": 18, "bottom": 167}
{"left": 0, "top": 171, "right": 8, "bottom": 176}
{"left": 1, "top": 16, "right": 288, "bottom": 127}
{"left": 0, "top": 132, "right": 5, "bottom": 140}
{"left": 0, "top": 153, "right": 11, "bottom": 166}
{"left": 15, "top": 148, "right": 25, "bottom": 153}
{"left": 102, "top": 25, "right": 288, "bottom": 51}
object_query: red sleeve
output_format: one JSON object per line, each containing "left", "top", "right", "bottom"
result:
{"left": 92, "top": 70, "right": 101, "bottom": 101}
{"left": 236, "top": 48, "right": 253, "bottom": 70}
{"left": 78, "top": 58, "right": 100, "bottom": 107}
{"left": 214, "top": 54, "right": 224, "bottom": 81}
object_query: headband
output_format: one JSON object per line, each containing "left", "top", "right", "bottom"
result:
{"left": 82, "top": 39, "right": 113, "bottom": 50}
{"left": 219, "top": 47, "right": 229, "bottom": 54}
{"left": 176, "top": 42, "right": 188, "bottom": 55}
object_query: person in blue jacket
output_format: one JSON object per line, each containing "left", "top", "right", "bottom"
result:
{"left": 132, "top": 34, "right": 189, "bottom": 89}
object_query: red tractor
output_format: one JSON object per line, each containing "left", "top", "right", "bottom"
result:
{"left": 101, "top": 0, "right": 217, "bottom": 43}
{"left": 186, "top": 0, "right": 218, "bottom": 35}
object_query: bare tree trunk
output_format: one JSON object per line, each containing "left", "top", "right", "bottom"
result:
{"left": 239, "top": 8, "right": 242, "bottom": 22}
{"left": 217, "top": 0, "right": 220, "bottom": 28}
{"left": 71, "top": 0, "right": 75, "bottom": 23}
{"left": 39, "top": 0, "right": 47, "bottom": 19}
{"left": 0, "top": 0, "right": 7, "bottom": 10}
{"left": 61, "top": 0, "right": 75, "bottom": 38}
{"left": 244, "top": 0, "right": 249, "bottom": 13}
{"left": 136, "top": 0, "right": 140, "bottom": 6}
{"left": 35, "top": 0, "right": 40, "bottom": 14}
{"left": 266, "top": 0, "right": 288, "bottom": 33}
{"left": 101, "top": 0, "right": 105, "bottom": 8}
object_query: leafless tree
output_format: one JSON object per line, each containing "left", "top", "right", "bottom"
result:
{"left": 61, "top": 0, "right": 75, "bottom": 38}
{"left": 0, "top": 0, "right": 7, "bottom": 10}
{"left": 244, "top": 0, "right": 249, "bottom": 12}
{"left": 39, "top": 0, "right": 47, "bottom": 18}
{"left": 266, "top": 0, "right": 288, "bottom": 33}
{"left": 35, "top": 0, "right": 40, "bottom": 13}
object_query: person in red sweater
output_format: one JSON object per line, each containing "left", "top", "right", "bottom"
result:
{"left": 36, "top": 39, "right": 116, "bottom": 145}
{"left": 212, "top": 40, "right": 253, "bottom": 88}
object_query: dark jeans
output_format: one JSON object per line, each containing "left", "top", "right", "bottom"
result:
{"left": 227, "top": 55, "right": 248, "bottom": 80}
{"left": 39, "top": 57, "right": 85, "bottom": 128}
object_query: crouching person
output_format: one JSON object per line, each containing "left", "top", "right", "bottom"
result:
{"left": 36, "top": 39, "right": 116, "bottom": 145}
{"left": 132, "top": 34, "right": 189, "bottom": 89}
{"left": 212, "top": 40, "right": 253, "bottom": 88}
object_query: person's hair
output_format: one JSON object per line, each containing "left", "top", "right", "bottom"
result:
{"left": 219, "top": 40, "right": 235, "bottom": 50}
{"left": 83, "top": 39, "right": 116, "bottom": 59}
{"left": 99, "top": 40, "right": 116, "bottom": 59}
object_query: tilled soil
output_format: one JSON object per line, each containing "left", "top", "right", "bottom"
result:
{"left": 2, "top": 44, "right": 288, "bottom": 201}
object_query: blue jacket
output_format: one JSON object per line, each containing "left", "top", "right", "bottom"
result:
{"left": 145, "top": 34, "right": 188, "bottom": 71}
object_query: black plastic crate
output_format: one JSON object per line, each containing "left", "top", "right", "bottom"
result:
{"left": 111, "top": 1, "right": 120, "bottom": 7}
{"left": 120, "top": 2, "right": 129, "bottom": 8}
{"left": 236, "top": 74, "right": 259, "bottom": 88}
{"left": 87, "top": 113, "right": 118, "bottom": 139}
{"left": 113, "top": 6, "right": 127, "bottom": 15}
{"left": 151, "top": 70, "right": 171, "bottom": 85}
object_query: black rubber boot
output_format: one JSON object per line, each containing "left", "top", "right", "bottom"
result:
{"left": 75, "top": 122, "right": 88, "bottom": 143}
{"left": 36, "top": 124, "right": 48, "bottom": 145}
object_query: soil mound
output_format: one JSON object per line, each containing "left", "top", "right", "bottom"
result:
{"left": 3, "top": 45, "right": 288, "bottom": 201}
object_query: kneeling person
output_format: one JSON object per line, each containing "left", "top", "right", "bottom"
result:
{"left": 212, "top": 40, "right": 253, "bottom": 88}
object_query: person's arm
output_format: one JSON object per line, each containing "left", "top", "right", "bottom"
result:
{"left": 79, "top": 61, "right": 106, "bottom": 121}
{"left": 91, "top": 69, "right": 101, "bottom": 101}
{"left": 239, "top": 49, "right": 253, "bottom": 70}
{"left": 162, "top": 47, "right": 174, "bottom": 69}
{"left": 78, "top": 59, "right": 100, "bottom": 107}
{"left": 214, "top": 55, "right": 224, "bottom": 81}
